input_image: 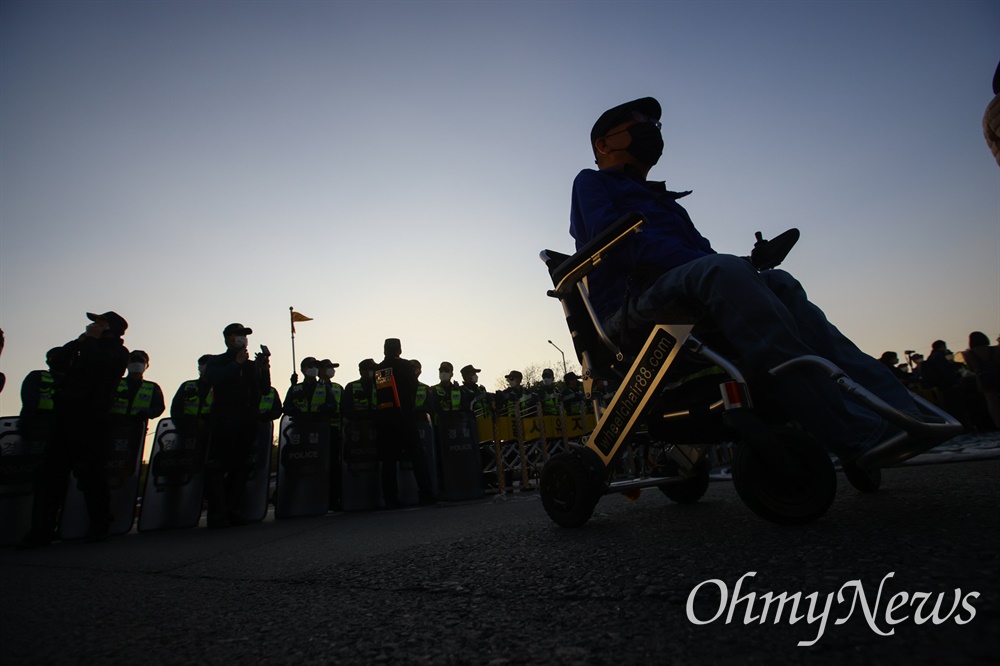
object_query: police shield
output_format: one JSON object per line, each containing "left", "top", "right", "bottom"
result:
{"left": 437, "top": 412, "right": 485, "bottom": 501}
{"left": 61, "top": 420, "right": 145, "bottom": 539}
{"left": 0, "top": 416, "right": 46, "bottom": 546}
{"left": 275, "top": 415, "right": 330, "bottom": 519}
{"left": 412, "top": 414, "right": 439, "bottom": 498}
{"left": 242, "top": 420, "right": 274, "bottom": 523}
{"left": 340, "top": 417, "right": 380, "bottom": 511}
{"left": 137, "top": 418, "right": 206, "bottom": 532}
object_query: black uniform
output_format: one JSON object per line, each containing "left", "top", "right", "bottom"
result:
{"left": 27, "top": 334, "right": 128, "bottom": 543}
{"left": 373, "top": 354, "right": 433, "bottom": 506}
{"left": 203, "top": 347, "right": 261, "bottom": 525}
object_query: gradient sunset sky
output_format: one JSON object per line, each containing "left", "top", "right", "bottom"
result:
{"left": 1, "top": 1, "right": 997, "bottom": 458}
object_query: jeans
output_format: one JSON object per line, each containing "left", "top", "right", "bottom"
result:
{"left": 633, "top": 254, "right": 917, "bottom": 458}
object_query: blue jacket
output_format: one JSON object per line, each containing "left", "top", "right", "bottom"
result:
{"left": 570, "top": 166, "right": 714, "bottom": 320}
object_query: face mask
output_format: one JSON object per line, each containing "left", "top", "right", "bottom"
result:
{"left": 509, "top": 379, "right": 521, "bottom": 388}
{"left": 439, "top": 372, "right": 453, "bottom": 382}
{"left": 233, "top": 336, "right": 248, "bottom": 348}
{"left": 305, "top": 368, "right": 319, "bottom": 378}
{"left": 625, "top": 123, "right": 663, "bottom": 166}
{"left": 543, "top": 378, "right": 553, "bottom": 386}
{"left": 325, "top": 368, "right": 336, "bottom": 378}
{"left": 128, "top": 362, "right": 145, "bottom": 375}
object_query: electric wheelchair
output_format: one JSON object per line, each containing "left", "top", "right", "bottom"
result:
{"left": 538, "top": 212, "right": 962, "bottom": 527}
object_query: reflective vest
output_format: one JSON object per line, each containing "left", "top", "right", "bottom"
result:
{"left": 462, "top": 384, "right": 488, "bottom": 417}
{"left": 110, "top": 378, "right": 156, "bottom": 416}
{"left": 538, "top": 388, "right": 560, "bottom": 416}
{"left": 434, "top": 384, "right": 462, "bottom": 412}
{"left": 500, "top": 388, "right": 530, "bottom": 416}
{"left": 37, "top": 371, "right": 56, "bottom": 411}
{"left": 292, "top": 381, "right": 329, "bottom": 413}
{"left": 321, "top": 381, "right": 343, "bottom": 411}
{"left": 181, "top": 380, "right": 213, "bottom": 416}
{"left": 415, "top": 383, "right": 429, "bottom": 408}
{"left": 347, "top": 380, "right": 375, "bottom": 410}
{"left": 561, "top": 388, "right": 585, "bottom": 416}
{"left": 259, "top": 388, "right": 277, "bottom": 414}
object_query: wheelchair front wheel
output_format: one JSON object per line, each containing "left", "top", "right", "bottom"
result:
{"left": 540, "top": 452, "right": 601, "bottom": 527}
{"left": 731, "top": 431, "right": 836, "bottom": 525}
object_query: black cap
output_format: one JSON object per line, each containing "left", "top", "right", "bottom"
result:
{"left": 590, "top": 97, "right": 661, "bottom": 147}
{"left": 320, "top": 358, "right": 339, "bottom": 368}
{"left": 300, "top": 356, "right": 319, "bottom": 370}
{"left": 564, "top": 371, "right": 579, "bottom": 382}
{"left": 505, "top": 370, "right": 523, "bottom": 381}
{"left": 129, "top": 350, "right": 149, "bottom": 363}
{"left": 198, "top": 354, "right": 213, "bottom": 365}
{"left": 384, "top": 338, "right": 402, "bottom": 355}
{"left": 439, "top": 361, "right": 454, "bottom": 372}
{"left": 87, "top": 311, "right": 128, "bottom": 336}
{"left": 541, "top": 368, "right": 554, "bottom": 378}
{"left": 460, "top": 364, "right": 481, "bottom": 375}
{"left": 359, "top": 358, "right": 377, "bottom": 371}
{"left": 223, "top": 323, "right": 253, "bottom": 337}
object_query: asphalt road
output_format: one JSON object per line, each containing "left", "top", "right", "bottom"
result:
{"left": 2, "top": 457, "right": 997, "bottom": 665}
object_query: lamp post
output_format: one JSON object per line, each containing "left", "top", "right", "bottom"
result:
{"left": 548, "top": 339, "right": 567, "bottom": 378}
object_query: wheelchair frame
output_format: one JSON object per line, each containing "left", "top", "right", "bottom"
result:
{"left": 538, "top": 212, "right": 963, "bottom": 526}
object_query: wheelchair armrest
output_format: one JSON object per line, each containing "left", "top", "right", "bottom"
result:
{"left": 540, "top": 212, "right": 644, "bottom": 296}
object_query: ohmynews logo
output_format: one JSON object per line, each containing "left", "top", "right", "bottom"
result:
{"left": 685, "top": 572, "right": 979, "bottom": 647}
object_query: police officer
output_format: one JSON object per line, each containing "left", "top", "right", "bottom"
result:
{"left": 318, "top": 358, "right": 343, "bottom": 510}
{"left": 459, "top": 364, "right": 487, "bottom": 415}
{"left": 202, "top": 323, "right": 261, "bottom": 528}
{"left": 410, "top": 359, "right": 432, "bottom": 415}
{"left": 342, "top": 359, "right": 377, "bottom": 420}
{"left": 561, "top": 372, "right": 586, "bottom": 416}
{"left": 498, "top": 370, "right": 532, "bottom": 416}
{"left": 535, "top": 368, "right": 560, "bottom": 417}
{"left": 374, "top": 339, "right": 433, "bottom": 507}
{"left": 20, "top": 311, "right": 130, "bottom": 547}
{"left": 18, "top": 347, "right": 71, "bottom": 446}
{"left": 283, "top": 357, "right": 336, "bottom": 421}
{"left": 170, "top": 355, "right": 214, "bottom": 425}
{"left": 111, "top": 350, "right": 166, "bottom": 428}
{"left": 431, "top": 361, "right": 463, "bottom": 418}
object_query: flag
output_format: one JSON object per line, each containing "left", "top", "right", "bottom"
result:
{"left": 290, "top": 310, "right": 313, "bottom": 333}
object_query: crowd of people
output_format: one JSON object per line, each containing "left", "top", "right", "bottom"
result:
{"left": 2, "top": 314, "right": 603, "bottom": 546}
{"left": 878, "top": 333, "right": 1000, "bottom": 432}
{"left": 1, "top": 308, "right": 997, "bottom": 549}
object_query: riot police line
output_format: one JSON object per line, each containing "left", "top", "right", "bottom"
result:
{"left": 0, "top": 393, "right": 598, "bottom": 545}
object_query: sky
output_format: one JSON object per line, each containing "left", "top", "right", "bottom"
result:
{"left": 1, "top": 0, "right": 998, "bottom": 459}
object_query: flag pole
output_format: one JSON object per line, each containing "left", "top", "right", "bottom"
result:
{"left": 289, "top": 306, "right": 297, "bottom": 382}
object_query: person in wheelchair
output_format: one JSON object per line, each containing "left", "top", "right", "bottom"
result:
{"left": 570, "top": 97, "right": 922, "bottom": 465}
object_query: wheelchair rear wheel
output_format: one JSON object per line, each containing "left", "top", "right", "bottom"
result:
{"left": 540, "top": 452, "right": 601, "bottom": 527}
{"left": 731, "top": 431, "right": 836, "bottom": 525}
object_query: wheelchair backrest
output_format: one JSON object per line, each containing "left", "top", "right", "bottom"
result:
{"left": 540, "top": 212, "right": 645, "bottom": 381}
